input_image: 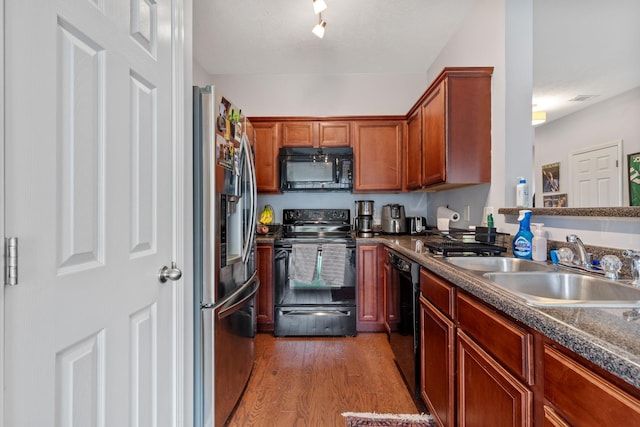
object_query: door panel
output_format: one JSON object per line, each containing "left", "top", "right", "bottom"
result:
{"left": 570, "top": 140, "right": 622, "bottom": 207}
{"left": 4, "top": 0, "right": 182, "bottom": 426}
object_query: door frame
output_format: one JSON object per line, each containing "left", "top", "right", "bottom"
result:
{"left": 0, "top": 0, "right": 5, "bottom": 424}
{"left": 170, "top": 0, "right": 189, "bottom": 425}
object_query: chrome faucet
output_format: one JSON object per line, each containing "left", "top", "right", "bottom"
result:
{"left": 623, "top": 250, "right": 640, "bottom": 287}
{"left": 566, "top": 234, "right": 591, "bottom": 268}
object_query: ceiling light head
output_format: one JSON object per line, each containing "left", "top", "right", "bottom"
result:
{"left": 312, "top": 15, "right": 327, "bottom": 38}
{"left": 313, "top": 0, "right": 327, "bottom": 14}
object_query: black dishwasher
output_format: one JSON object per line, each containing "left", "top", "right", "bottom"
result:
{"left": 387, "top": 250, "right": 421, "bottom": 404}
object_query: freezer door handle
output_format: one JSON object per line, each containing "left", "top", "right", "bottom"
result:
{"left": 201, "top": 270, "right": 259, "bottom": 314}
{"left": 217, "top": 274, "right": 259, "bottom": 320}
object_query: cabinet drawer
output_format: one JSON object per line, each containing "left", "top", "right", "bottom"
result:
{"left": 457, "top": 292, "right": 534, "bottom": 385}
{"left": 544, "top": 344, "right": 640, "bottom": 425}
{"left": 420, "top": 269, "right": 456, "bottom": 319}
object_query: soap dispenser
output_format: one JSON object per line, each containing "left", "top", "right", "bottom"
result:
{"left": 531, "top": 223, "right": 547, "bottom": 261}
{"left": 512, "top": 210, "right": 533, "bottom": 259}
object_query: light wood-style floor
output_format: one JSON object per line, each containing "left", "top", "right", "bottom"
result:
{"left": 227, "top": 333, "right": 420, "bottom": 426}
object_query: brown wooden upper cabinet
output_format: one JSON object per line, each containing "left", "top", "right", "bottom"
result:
{"left": 252, "top": 121, "right": 280, "bottom": 193}
{"left": 405, "top": 108, "right": 422, "bottom": 189}
{"left": 281, "top": 121, "right": 351, "bottom": 147}
{"left": 353, "top": 120, "right": 404, "bottom": 192}
{"left": 406, "top": 67, "right": 493, "bottom": 191}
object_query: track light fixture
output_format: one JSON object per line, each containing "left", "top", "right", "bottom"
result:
{"left": 313, "top": 0, "right": 327, "bottom": 14}
{"left": 312, "top": 13, "right": 327, "bottom": 38}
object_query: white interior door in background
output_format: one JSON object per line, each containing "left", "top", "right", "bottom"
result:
{"left": 569, "top": 140, "right": 623, "bottom": 207}
{"left": 4, "top": 0, "right": 184, "bottom": 426}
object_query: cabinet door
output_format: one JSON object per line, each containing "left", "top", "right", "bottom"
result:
{"left": 406, "top": 108, "right": 422, "bottom": 190}
{"left": 356, "top": 244, "right": 384, "bottom": 332}
{"left": 420, "top": 297, "right": 455, "bottom": 427}
{"left": 421, "top": 81, "right": 446, "bottom": 186}
{"left": 256, "top": 244, "right": 274, "bottom": 332}
{"left": 353, "top": 121, "right": 403, "bottom": 191}
{"left": 383, "top": 248, "right": 399, "bottom": 332}
{"left": 253, "top": 122, "right": 280, "bottom": 193}
{"left": 544, "top": 344, "right": 640, "bottom": 426}
{"left": 318, "top": 121, "right": 350, "bottom": 147}
{"left": 281, "top": 121, "right": 314, "bottom": 147}
{"left": 457, "top": 331, "right": 533, "bottom": 427}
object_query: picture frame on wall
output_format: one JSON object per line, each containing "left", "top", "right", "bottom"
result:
{"left": 542, "top": 162, "right": 560, "bottom": 193}
{"left": 628, "top": 152, "right": 640, "bottom": 206}
{"left": 543, "top": 193, "right": 568, "bottom": 207}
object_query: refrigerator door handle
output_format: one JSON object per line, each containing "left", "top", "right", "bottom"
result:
{"left": 217, "top": 273, "right": 259, "bottom": 320}
{"left": 241, "top": 130, "right": 257, "bottom": 264}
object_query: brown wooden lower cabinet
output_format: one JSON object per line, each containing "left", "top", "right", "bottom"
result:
{"left": 356, "top": 244, "right": 384, "bottom": 332}
{"left": 420, "top": 269, "right": 532, "bottom": 426}
{"left": 457, "top": 330, "right": 533, "bottom": 426}
{"left": 256, "top": 243, "right": 274, "bottom": 332}
{"left": 419, "top": 267, "right": 640, "bottom": 427}
{"left": 544, "top": 344, "right": 640, "bottom": 425}
{"left": 420, "top": 296, "right": 455, "bottom": 427}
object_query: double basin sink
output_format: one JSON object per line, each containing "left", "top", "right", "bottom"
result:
{"left": 442, "top": 257, "right": 640, "bottom": 308}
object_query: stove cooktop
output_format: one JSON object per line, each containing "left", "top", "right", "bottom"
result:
{"left": 277, "top": 208, "right": 354, "bottom": 245}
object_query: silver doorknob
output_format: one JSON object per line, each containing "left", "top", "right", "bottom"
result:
{"left": 158, "top": 262, "right": 182, "bottom": 283}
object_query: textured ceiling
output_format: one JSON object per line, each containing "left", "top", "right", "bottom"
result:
{"left": 193, "top": 0, "right": 475, "bottom": 75}
{"left": 193, "top": 0, "right": 640, "bottom": 123}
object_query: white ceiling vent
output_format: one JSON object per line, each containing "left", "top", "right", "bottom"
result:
{"left": 568, "top": 94, "right": 599, "bottom": 102}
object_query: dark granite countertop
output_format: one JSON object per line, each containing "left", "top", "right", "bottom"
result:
{"left": 359, "top": 234, "right": 640, "bottom": 391}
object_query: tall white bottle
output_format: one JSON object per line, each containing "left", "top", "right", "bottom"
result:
{"left": 516, "top": 177, "right": 529, "bottom": 208}
{"left": 532, "top": 223, "right": 547, "bottom": 261}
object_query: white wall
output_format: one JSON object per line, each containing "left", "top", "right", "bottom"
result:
{"left": 204, "top": 72, "right": 430, "bottom": 116}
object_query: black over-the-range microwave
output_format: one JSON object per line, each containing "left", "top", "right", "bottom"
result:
{"left": 279, "top": 147, "right": 354, "bottom": 192}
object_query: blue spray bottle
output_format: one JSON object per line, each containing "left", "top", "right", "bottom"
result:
{"left": 512, "top": 209, "right": 533, "bottom": 259}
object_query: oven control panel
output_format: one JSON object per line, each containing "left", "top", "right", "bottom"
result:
{"left": 282, "top": 209, "right": 350, "bottom": 224}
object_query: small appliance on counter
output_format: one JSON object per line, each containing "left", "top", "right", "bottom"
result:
{"left": 407, "top": 216, "right": 427, "bottom": 235}
{"left": 381, "top": 204, "right": 407, "bottom": 234}
{"left": 354, "top": 200, "right": 375, "bottom": 237}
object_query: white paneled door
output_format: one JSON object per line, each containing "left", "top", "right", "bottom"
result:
{"left": 3, "top": 0, "right": 185, "bottom": 426}
{"left": 570, "top": 140, "right": 623, "bottom": 207}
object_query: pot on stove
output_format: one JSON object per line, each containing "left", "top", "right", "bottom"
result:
{"left": 381, "top": 204, "right": 407, "bottom": 234}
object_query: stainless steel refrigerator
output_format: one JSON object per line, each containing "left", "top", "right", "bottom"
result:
{"left": 193, "top": 86, "right": 259, "bottom": 427}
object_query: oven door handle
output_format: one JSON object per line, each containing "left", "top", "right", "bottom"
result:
{"left": 281, "top": 309, "right": 352, "bottom": 317}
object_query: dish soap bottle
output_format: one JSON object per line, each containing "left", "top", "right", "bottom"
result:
{"left": 512, "top": 210, "right": 533, "bottom": 259}
{"left": 531, "top": 223, "right": 547, "bottom": 261}
{"left": 516, "top": 177, "right": 529, "bottom": 208}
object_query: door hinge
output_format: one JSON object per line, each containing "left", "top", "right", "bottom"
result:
{"left": 5, "top": 237, "right": 18, "bottom": 286}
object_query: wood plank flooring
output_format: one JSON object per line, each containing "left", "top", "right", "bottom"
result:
{"left": 227, "top": 333, "right": 420, "bottom": 426}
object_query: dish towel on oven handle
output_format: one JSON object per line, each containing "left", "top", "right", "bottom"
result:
{"left": 291, "top": 244, "right": 319, "bottom": 285}
{"left": 319, "top": 244, "right": 346, "bottom": 286}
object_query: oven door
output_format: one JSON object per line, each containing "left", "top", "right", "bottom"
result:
{"left": 273, "top": 244, "right": 356, "bottom": 336}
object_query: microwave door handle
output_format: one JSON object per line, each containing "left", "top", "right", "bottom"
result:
{"left": 335, "top": 158, "right": 340, "bottom": 183}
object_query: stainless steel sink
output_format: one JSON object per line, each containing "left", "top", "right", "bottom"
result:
{"left": 482, "top": 272, "right": 640, "bottom": 307}
{"left": 443, "top": 257, "right": 554, "bottom": 273}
